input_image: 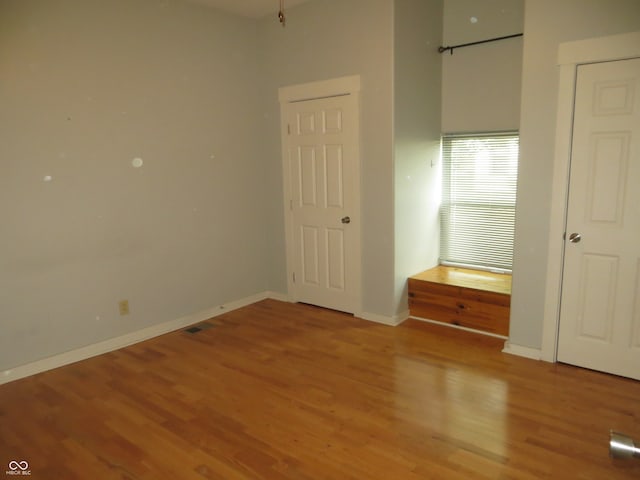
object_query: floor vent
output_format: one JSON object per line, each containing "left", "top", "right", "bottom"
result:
{"left": 184, "top": 322, "right": 214, "bottom": 334}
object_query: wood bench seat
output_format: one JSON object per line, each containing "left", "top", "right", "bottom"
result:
{"left": 408, "top": 266, "right": 511, "bottom": 337}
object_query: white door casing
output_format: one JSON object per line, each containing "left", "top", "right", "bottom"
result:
{"left": 543, "top": 31, "right": 640, "bottom": 368}
{"left": 556, "top": 57, "right": 640, "bottom": 380}
{"left": 279, "top": 76, "right": 361, "bottom": 314}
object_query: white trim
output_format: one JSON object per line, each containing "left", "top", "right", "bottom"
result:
{"left": 264, "top": 291, "right": 291, "bottom": 303}
{"left": 542, "top": 31, "right": 640, "bottom": 363}
{"left": 502, "top": 341, "right": 542, "bottom": 361}
{"left": 278, "top": 75, "right": 361, "bottom": 103}
{"left": 558, "top": 31, "right": 640, "bottom": 66}
{"left": 279, "top": 75, "right": 362, "bottom": 316}
{"left": 359, "top": 310, "right": 408, "bottom": 327}
{"left": 409, "top": 316, "right": 508, "bottom": 340}
{"left": 0, "top": 291, "right": 283, "bottom": 385}
{"left": 541, "top": 64, "right": 576, "bottom": 363}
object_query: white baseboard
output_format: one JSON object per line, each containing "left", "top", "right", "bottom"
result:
{"left": 1, "top": 291, "right": 280, "bottom": 386}
{"left": 409, "top": 315, "right": 508, "bottom": 339}
{"left": 264, "top": 291, "right": 290, "bottom": 303}
{"left": 502, "top": 341, "right": 543, "bottom": 361}
{"left": 358, "top": 310, "right": 409, "bottom": 326}
{"left": 395, "top": 309, "right": 410, "bottom": 325}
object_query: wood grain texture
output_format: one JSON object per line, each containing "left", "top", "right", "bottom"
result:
{"left": 1, "top": 299, "right": 639, "bottom": 479}
{"left": 408, "top": 282, "right": 511, "bottom": 335}
{"left": 409, "top": 267, "right": 511, "bottom": 336}
{"left": 410, "top": 266, "right": 512, "bottom": 295}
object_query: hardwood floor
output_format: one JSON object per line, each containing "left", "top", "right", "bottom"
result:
{"left": 1, "top": 299, "right": 639, "bottom": 479}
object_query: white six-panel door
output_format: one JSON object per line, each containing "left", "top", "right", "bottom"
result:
{"left": 282, "top": 93, "right": 360, "bottom": 314}
{"left": 557, "top": 57, "right": 640, "bottom": 380}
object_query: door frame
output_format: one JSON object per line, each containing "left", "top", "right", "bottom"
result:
{"left": 278, "top": 75, "right": 362, "bottom": 314}
{"left": 542, "top": 31, "right": 640, "bottom": 362}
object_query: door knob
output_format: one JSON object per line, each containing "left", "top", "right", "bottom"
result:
{"left": 568, "top": 233, "right": 582, "bottom": 243}
{"left": 341, "top": 216, "right": 351, "bottom": 224}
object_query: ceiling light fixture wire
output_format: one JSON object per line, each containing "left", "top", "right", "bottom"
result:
{"left": 278, "top": 0, "right": 286, "bottom": 27}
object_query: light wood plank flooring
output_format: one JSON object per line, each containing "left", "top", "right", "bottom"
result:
{"left": 1, "top": 299, "right": 639, "bottom": 479}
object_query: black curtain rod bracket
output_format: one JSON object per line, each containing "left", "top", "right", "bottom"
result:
{"left": 438, "top": 33, "right": 523, "bottom": 55}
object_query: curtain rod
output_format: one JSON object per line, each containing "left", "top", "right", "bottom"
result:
{"left": 438, "top": 33, "right": 523, "bottom": 55}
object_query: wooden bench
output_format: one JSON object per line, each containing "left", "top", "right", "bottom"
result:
{"left": 408, "top": 266, "right": 511, "bottom": 337}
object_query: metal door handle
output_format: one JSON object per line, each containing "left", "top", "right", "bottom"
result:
{"left": 568, "top": 233, "right": 582, "bottom": 243}
{"left": 341, "top": 216, "right": 351, "bottom": 224}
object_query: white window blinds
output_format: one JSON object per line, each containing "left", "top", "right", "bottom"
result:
{"left": 440, "top": 132, "right": 519, "bottom": 271}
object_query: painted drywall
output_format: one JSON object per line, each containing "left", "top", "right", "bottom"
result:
{"left": 510, "top": 0, "right": 640, "bottom": 349}
{"left": 0, "top": 0, "right": 269, "bottom": 369}
{"left": 393, "top": 0, "right": 443, "bottom": 316}
{"left": 259, "top": 0, "right": 397, "bottom": 317}
{"left": 441, "top": 0, "right": 523, "bottom": 133}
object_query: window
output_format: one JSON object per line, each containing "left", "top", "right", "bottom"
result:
{"left": 440, "top": 132, "right": 519, "bottom": 272}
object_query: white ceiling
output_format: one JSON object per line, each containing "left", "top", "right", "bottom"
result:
{"left": 186, "top": 0, "right": 314, "bottom": 18}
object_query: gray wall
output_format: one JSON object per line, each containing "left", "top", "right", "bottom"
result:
{"left": 0, "top": 0, "right": 405, "bottom": 372}
{"left": 6, "top": 0, "right": 638, "bottom": 370}
{"left": 259, "top": 0, "right": 397, "bottom": 317}
{"left": 510, "top": 0, "right": 640, "bottom": 349}
{"left": 441, "top": 0, "right": 523, "bottom": 133}
{"left": 393, "top": 0, "right": 443, "bottom": 316}
{"left": 0, "top": 0, "right": 268, "bottom": 369}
